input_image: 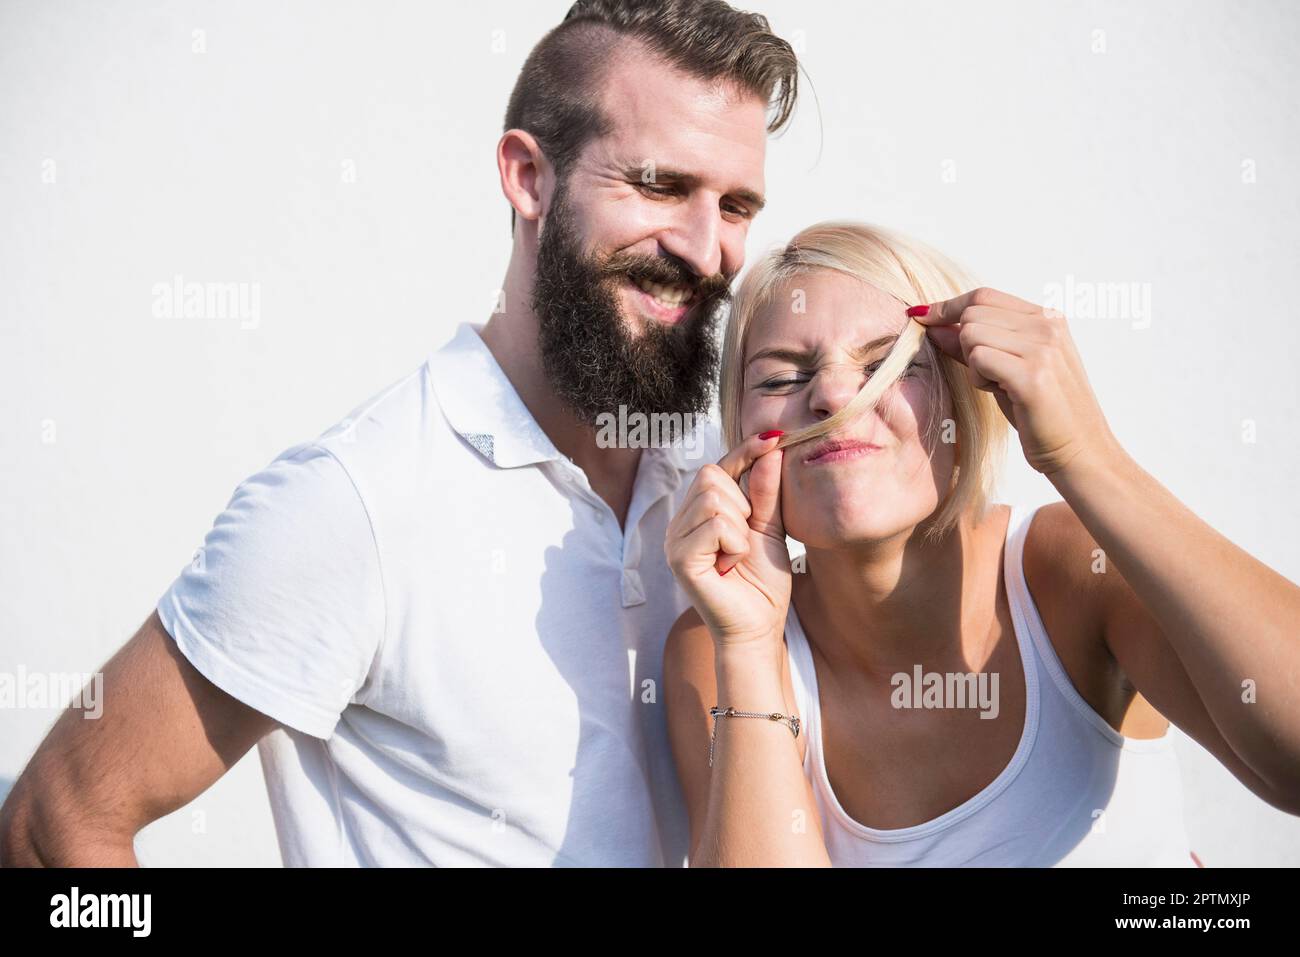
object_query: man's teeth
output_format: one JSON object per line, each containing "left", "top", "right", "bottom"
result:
{"left": 632, "top": 276, "right": 693, "bottom": 307}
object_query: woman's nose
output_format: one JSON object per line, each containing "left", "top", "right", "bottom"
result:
{"left": 807, "top": 365, "right": 868, "bottom": 420}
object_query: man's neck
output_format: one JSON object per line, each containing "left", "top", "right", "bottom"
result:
{"left": 478, "top": 282, "right": 642, "bottom": 530}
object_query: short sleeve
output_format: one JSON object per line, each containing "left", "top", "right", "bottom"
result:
{"left": 156, "top": 441, "right": 385, "bottom": 739}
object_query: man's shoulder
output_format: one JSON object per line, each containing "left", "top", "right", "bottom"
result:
{"left": 315, "top": 360, "right": 435, "bottom": 452}
{"left": 221, "top": 392, "right": 419, "bottom": 538}
{"left": 308, "top": 347, "right": 484, "bottom": 487}
{"left": 303, "top": 324, "right": 523, "bottom": 502}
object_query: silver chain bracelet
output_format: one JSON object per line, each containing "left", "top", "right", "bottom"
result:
{"left": 708, "top": 706, "right": 801, "bottom": 767}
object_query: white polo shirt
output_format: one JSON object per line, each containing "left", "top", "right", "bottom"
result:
{"left": 156, "top": 320, "right": 721, "bottom": 866}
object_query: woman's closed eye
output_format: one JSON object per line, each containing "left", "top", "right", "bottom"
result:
{"left": 755, "top": 373, "right": 809, "bottom": 393}
{"left": 755, "top": 360, "right": 928, "bottom": 394}
{"left": 889, "top": 359, "right": 929, "bottom": 378}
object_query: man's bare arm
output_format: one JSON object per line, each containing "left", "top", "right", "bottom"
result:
{"left": 0, "top": 610, "right": 280, "bottom": 866}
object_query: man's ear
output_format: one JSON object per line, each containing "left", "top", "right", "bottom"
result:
{"left": 498, "top": 129, "right": 550, "bottom": 227}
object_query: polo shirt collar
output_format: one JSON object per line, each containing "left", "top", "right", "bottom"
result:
{"left": 427, "top": 320, "right": 715, "bottom": 474}
{"left": 427, "top": 322, "right": 562, "bottom": 469}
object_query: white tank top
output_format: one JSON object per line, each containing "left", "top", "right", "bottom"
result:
{"left": 784, "top": 502, "right": 1197, "bottom": 867}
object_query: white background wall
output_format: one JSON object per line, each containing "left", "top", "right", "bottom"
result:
{"left": 2, "top": 0, "right": 1297, "bottom": 866}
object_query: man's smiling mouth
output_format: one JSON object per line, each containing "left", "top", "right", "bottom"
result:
{"left": 630, "top": 275, "right": 695, "bottom": 308}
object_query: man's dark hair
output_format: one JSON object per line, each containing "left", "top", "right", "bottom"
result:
{"left": 503, "top": 0, "right": 800, "bottom": 232}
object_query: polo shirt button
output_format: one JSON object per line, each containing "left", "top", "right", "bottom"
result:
{"left": 621, "top": 568, "right": 645, "bottom": 607}
{"left": 591, "top": 505, "right": 606, "bottom": 524}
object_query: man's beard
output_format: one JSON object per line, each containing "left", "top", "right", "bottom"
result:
{"left": 530, "top": 181, "right": 731, "bottom": 444}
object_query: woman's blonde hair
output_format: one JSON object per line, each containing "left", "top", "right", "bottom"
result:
{"left": 718, "top": 220, "right": 1009, "bottom": 543}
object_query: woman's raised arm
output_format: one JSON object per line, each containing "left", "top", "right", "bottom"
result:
{"left": 663, "top": 431, "right": 832, "bottom": 866}
{"left": 915, "top": 287, "right": 1300, "bottom": 806}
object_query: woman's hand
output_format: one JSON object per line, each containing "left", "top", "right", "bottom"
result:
{"left": 911, "top": 287, "right": 1121, "bottom": 478}
{"left": 665, "top": 430, "right": 791, "bottom": 651}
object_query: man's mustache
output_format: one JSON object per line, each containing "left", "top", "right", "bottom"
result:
{"left": 597, "top": 251, "right": 732, "bottom": 305}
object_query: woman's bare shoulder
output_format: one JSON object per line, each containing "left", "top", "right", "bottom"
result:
{"left": 1021, "top": 502, "right": 1182, "bottom": 738}
{"left": 1020, "top": 501, "right": 1110, "bottom": 642}
{"left": 1017, "top": 502, "right": 1124, "bottom": 712}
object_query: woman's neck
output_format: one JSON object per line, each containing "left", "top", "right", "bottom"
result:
{"left": 791, "top": 504, "right": 1009, "bottom": 679}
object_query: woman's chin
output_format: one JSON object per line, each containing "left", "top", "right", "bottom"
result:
{"left": 784, "top": 512, "right": 896, "bottom": 551}
{"left": 783, "top": 494, "right": 939, "bottom": 552}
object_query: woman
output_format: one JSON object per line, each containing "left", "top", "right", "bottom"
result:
{"left": 662, "top": 221, "right": 1300, "bottom": 866}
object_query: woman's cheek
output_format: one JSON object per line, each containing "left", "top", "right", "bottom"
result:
{"left": 738, "top": 394, "right": 761, "bottom": 438}
{"left": 741, "top": 394, "right": 788, "bottom": 439}
{"left": 779, "top": 477, "right": 817, "bottom": 543}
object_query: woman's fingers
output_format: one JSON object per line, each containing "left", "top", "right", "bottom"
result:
{"left": 715, "top": 430, "right": 784, "bottom": 485}
{"left": 955, "top": 305, "right": 1053, "bottom": 337}
{"left": 924, "top": 323, "right": 963, "bottom": 363}
{"left": 671, "top": 430, "right": 781, "bottom": 535}
{"left": 909, "top": 286, "right": 1115, "bottom": 477}
{"left": 674, "top": 487, "right": 749, "bottom": 544}
{"left": 966, "top": 345, "right": 1028, "bottom": 405}
{"left": 667, "top": 472, "right": 748, "bottom": 552}
{"left": 916, "top": 287, "right": 1044, "bottom": 365}
{"left": 745, "top": 444, "right": 785, "bottom": 539}
{"left": 664, "top": 430, "right": 789, "bottom": 581}
{"left": 676, "top": 512, "right": 750, "bottom": 576}
{"left": 668, "top": 471, "right": 752, "bottom": 575}
{"left": 919, "top": 286, "right": 1039, "bottom": 326}
{"left": 931, "top": 320, "right": 1032, "bottom": 364}
{"left": 685, "top": 463, "right": 752, "bottom": 520}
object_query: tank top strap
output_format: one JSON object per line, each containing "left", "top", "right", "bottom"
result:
{"left": 1002, "top": 501, "right": 1044, "bottom": 646}
{"left": 1003, "top": 500, "right": 1177, "bottom": 751}
{"left": 783, "top": 502, "right": 1044, "bottom": 764}
{"left": 778, "top": 503, "right": 1191, "bottom": 864}
{"left": 782, "top": 592, "right": 819, "bottom": 760}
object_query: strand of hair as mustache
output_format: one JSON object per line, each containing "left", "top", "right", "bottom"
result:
{"left": 770, "top": 316, "right": 928, "bottom": 452}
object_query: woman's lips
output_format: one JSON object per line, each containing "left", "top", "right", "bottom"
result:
{"left": 803, "top": 440, "right": 882, "bottom": 465}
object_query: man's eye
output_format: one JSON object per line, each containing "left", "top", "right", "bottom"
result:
{"left": 635, "top": 183, "right": 675, "bottom": 197}
{"left": 723, "top": 202, "right": 754, "bottom": 219}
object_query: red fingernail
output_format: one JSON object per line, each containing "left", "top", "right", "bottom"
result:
{"left": 758, "top": 430, "right": 784, "bottom": 440}
{"left": 906, "top": 305, "right": 930, "bottom": 317}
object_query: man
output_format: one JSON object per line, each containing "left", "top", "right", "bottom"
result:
{"left": 0, "top": 0, "right": 798, "bottom": 866}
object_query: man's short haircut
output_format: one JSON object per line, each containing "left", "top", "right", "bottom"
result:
{"left": 503, "top": 0, "right": 800, "bottom": 232}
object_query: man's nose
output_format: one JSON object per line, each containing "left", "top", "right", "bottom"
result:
{"left": 657, "top": 194, "right": 723, "bottom": 281}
